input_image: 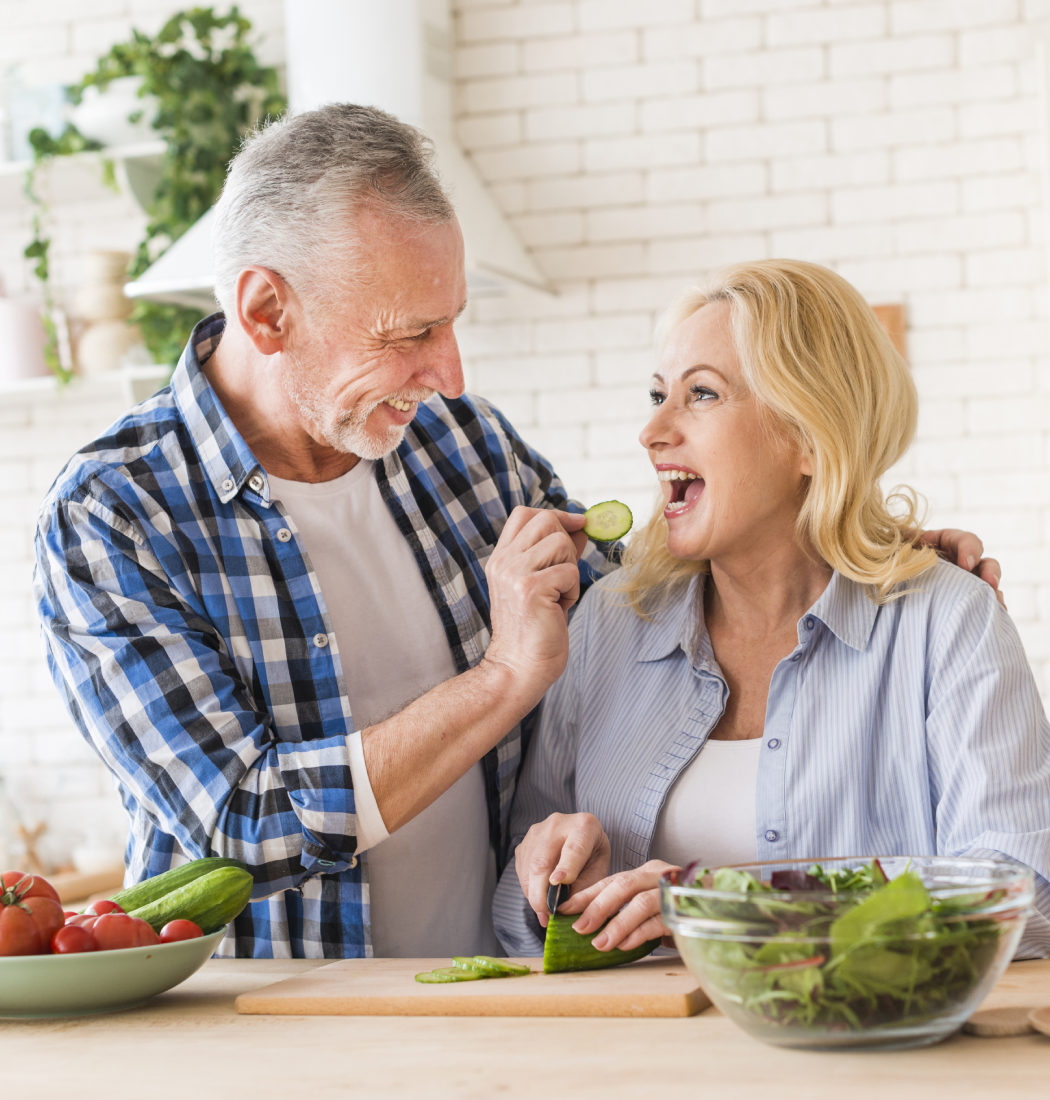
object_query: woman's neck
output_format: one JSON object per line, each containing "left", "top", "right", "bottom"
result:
{"left": 705, "top": 539, "right": 833, "bottom": 640}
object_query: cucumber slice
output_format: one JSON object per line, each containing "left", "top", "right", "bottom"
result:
{"left": 415, "top": 966, "right": 485, "bottom": 983}
{"left": 543, "top": 913, "right": 660, "bottom": 974}
{"left": 455, "top": 955, "right": 531, "bottom": 977}
{"left": 583, "top": 500, "right": 633, "bottom": 542}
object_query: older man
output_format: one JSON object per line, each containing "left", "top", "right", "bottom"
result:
{"left": 35, "top": 105, "right": 998, "bottom": 959}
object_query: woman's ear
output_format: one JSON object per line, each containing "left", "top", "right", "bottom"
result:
{"left": 799, "top": 443, "right": 815, "bottom": 478}
{"left": 234, "top": 266, "right": 296, "bottom": 356}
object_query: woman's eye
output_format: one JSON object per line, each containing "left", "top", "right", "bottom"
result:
{"left": 648, "top": 389, "right": 666, "bottom": 406}
{"left": 691, "top": 386, "right": 718, "bottom": 402}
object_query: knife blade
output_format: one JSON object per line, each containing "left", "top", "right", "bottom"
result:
{"left": 546, "top": 881, "right": 569, "bottom": 915}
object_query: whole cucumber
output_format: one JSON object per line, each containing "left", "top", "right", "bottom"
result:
{"left": 543, "top": 913, "right": 660, "bottom": 974}
{"left": 111, "top": 856, "right": 248, "bottom": 913}
{"left": 129, "top": 866, "right": 254, "bottom": 934}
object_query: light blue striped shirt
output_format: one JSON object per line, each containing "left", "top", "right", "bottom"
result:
{"left": 492, "top": 561, "right": 1050, "bottom": 959}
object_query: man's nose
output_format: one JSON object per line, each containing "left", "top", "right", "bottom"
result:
{"left": 417, "top": 325, "right": 465, "bottom": 399}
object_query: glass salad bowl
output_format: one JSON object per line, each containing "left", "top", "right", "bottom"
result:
{"left": 661, "top": 856, "right": 1033, "bottom": 1050}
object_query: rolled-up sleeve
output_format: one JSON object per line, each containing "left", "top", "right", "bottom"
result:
{"left": 35, "top": 490, "right": 358, "bottom": 897}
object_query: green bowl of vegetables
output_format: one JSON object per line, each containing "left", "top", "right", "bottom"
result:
{"left": 661, "top": 856, "right": 1033, "bottom": 1050}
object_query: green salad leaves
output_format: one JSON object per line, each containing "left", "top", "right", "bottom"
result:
{"left": 675, "top": 860, "right": 1008, "bottom": 1033}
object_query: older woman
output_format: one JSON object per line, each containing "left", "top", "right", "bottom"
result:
{"left": 492, "top": 259, "right": 1050, "bottom": 960}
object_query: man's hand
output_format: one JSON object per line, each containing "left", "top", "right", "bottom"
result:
{"left": 515, "top": 812, "right": 611, "bottom": 928}
{"left": 919, "top": 529, "right": 1005, "bottom": 609}
{"left": 554, "top": 860, "right": 679, "bottom": 953}
{"left": 482, "top": 507, "right": 588, "bottom": 695}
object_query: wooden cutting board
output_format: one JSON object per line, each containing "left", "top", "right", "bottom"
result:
{"left": 235, "top": 956, "right": 710, "bottom": 1018}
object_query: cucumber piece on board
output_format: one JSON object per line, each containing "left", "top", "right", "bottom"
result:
{"left": 453, "top": 956, "right": 530, "bottom": 977}
{"left": 583, "top": 500, "right": 633, "bottom": 542}
{"left": 110, "top": 856, "right": 249, "bottom": 913}
{"left": 416, "top": 967, "right": 485, "bottom": 983}
{"left": 543, "top": 913, "right": 660, "bottom": 974}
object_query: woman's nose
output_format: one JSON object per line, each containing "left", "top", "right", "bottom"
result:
{"left": 639, "top": 401, "right": 679, "bottom": 452}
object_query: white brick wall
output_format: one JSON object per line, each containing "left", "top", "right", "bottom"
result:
{"left": 2, "top": 0, "right": 1050, "bottom": 863}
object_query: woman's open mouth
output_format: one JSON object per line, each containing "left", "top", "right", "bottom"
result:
{"left": 657, "top": 465, "right": 704, "bottom": 517}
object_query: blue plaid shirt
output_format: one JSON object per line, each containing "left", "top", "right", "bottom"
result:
{"left": 34, "top": 315, "right": 617, "bottom": 958}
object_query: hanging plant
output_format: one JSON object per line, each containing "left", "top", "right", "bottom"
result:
{"left": 23, "top": 6, "right": 285, "bottom": 376}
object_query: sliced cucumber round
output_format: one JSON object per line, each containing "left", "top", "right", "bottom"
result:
{"left": 415, "top": 966, "right": 485, "bottom": 983}
{"left": 583, "top": 500, "right": 633, "bottom": 542}
{"left": 455, "top": 955, "right": 531, "bottom": 977}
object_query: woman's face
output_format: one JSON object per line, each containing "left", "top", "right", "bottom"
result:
{"left": 640, "top": 301, "right": 811, "bottom": 564}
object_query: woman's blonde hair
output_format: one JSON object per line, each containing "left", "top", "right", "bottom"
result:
{"left": 621, "top": 258, "right": 937, "bottom": 613}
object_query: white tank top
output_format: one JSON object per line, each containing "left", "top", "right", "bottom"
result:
{"left": 649, "top": 737, "right": 762, "bottom": 870}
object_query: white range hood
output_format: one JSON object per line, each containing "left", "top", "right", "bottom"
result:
{"left": 125, "top": 0, "right": 549, "bottom": 310}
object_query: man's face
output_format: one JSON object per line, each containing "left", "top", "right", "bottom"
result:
{"left": 283, "top": 207, "right": 468, "bottom": 460}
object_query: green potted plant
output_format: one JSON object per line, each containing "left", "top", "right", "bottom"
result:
{"left": 25, "top": 6, "right": 285, "bottom": 378}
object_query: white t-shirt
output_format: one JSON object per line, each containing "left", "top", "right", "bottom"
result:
{"left": 267, "top": 462, "right": 500, "bottom": 958}
{"left": 649, "top": 737, "right": 762, "bottom": 870}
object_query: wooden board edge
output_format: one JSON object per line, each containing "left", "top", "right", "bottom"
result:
{"left": 236, "top": 987, "right": 710, "bottom": 1018}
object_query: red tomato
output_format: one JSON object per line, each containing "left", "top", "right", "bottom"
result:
{"left": 84, "top": 899, "right": 124, "bottom": 917}
{"left": 132, "top": 918, "right": 160, "bottom": 947}
{"left": 51, "top": 924, "right": 98, "bottom": 954}
{"left": 159, "top": 920, "right": 203, "bottom": 943}
{"left": 63, "top": 910, "right": 77, "bottom": 920}
{"left": 0, "top": 872, "right": 64, "bottom": 955}
{"left": 92, "top": 913, "right": 141, "bottom": 952}
{"left": 0, "top": 871, "right": 60, "bottom": 904}
{"left": 65, "top": 913, "right": 97, "bottom": 929}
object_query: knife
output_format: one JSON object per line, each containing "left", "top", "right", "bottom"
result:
{"left": 546, "top": 881, "right": 569, "bottom": 915}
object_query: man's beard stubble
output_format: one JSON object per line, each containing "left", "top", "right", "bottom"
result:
{"left": 283, "top": 348, "right": 432, "bottom": 461}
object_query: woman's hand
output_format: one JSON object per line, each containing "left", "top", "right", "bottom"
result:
{"left": 555, "top": 860, "right": 679, "bottom": 953}
{"left": 515, "top": 812, "right": 611, "bottom": 928}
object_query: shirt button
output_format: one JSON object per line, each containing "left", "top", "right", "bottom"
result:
{"left": 313, "top": 633, "right": 329, "bottom": 648}
{"left": 765, "top": 829, "right": 779, "bottom": 843}
{"left": 805, "top": 617, "right": 816, "bottom": 630}
{"left": 277, "top": 528, "right": 292, "bottom": 543}
{"left": 767, "top": 738, "right": 781, "bottom": 750}
{"left": 248, "top": 474, "right": 264, "bottom": 493}
{"left": 221, "top": 478, "right": 234, "bottom": 493}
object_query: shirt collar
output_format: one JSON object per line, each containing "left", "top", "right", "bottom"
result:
{"left": 804, "top": 570, "right": 879, "bottom": 651}
{"left": 171, "top": 313, "right": 265, "bottom": 505}
{"left": 635, "top": 568, "right": 879, "bottom": 664}
{"left": 637, "top": 573, "right": 707, "bottom": 664}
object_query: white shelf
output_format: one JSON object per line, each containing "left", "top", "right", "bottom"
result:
{"left": 0, "top": 363, "right": 171, "bottom": 399}
{"left": 0, "top": 140, "right": 166, "bottom": 178}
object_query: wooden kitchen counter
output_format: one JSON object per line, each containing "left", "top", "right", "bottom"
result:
{"left": 6, "top": 958, "right": 1049, "bottom": 1099}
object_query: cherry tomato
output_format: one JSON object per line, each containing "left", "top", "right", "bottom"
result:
{"left": 92, "top": 913, "right": 140, "bottom": 951}
{"left": 63, "top": 910, "right": 77, "bottom": 920}
{"left": 84, "top": 899, "right": 124, "bottom": 917}
{"left": 159, "top": 920, "right": 203, "bottom": 943}
{"left": 51, "top": 924, "right": 98, "bottom": 953}
{"left": 132, "top": 918, "right": 160, "bottom": 947}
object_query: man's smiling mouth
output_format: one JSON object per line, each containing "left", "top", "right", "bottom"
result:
{"left": 383, "top": 397, "right": 415, "bottom": 412}
{"left": 657, "top": 465, "right": 704, "bottom": 514}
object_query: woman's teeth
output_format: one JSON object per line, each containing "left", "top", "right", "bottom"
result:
{"left": 384, "top": 397, "right": 414, "bottom": 412}
{"left": 657, "top": 469, "right": 698, "bottom": 482}
{"left": 665, "top": 499, "right": 690, "bottom": 512}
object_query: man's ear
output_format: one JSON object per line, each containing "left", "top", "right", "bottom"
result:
{"left": 234, "top": 266, "right": 296, "bottom": 356}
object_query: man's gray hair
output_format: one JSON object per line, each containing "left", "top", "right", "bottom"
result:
{"left": 211, "top": 103, "right": 455, "bottom": 315}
